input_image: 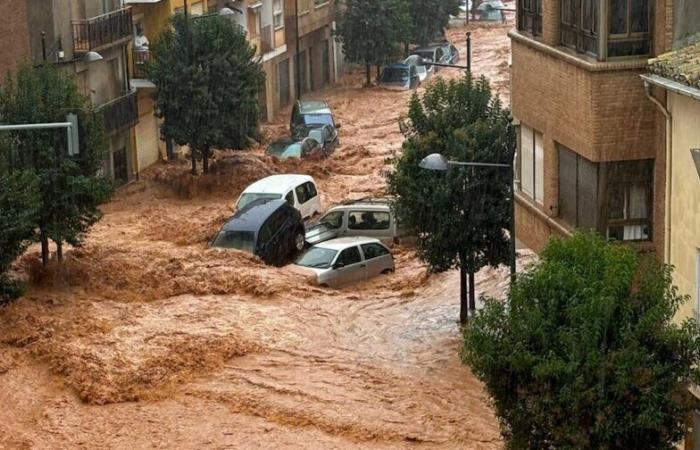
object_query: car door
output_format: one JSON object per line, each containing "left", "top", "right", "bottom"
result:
{"left": 360, "top": 242, "right": 393, "bottom": 278}
{"left": 345, "top": 209, "right": 393, "bottom": 240}
{"left": 331, "top": 245, "right": 366, "bottom": 287}
{"left": 260, "top": 211, "right": 285, "bottom": 265}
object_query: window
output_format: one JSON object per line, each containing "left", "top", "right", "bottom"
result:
{"left": 608, "top": 0, "right": 650, "bottom": 57}
{"left": 518, "top": 0, "right": 543, "bottom": 36}
{"left": 519, "top": 124, "right": 544, "bottom": 204}
{"left": 558, "top": 145, "right": 599, "bottom": 230}
{"left": 605, "top": 160, "right": 653, "bottom": 241}
{"left": 560, "top": 0, "right": 598, "bottom": 56}
{"left": 295, "top": 182, "right": 317, "bottom": 204}
{"left": 273, "top": 0, "right": 283, "bottom": 29}
{"left": 337, "top": 246, "right": 362, "bottom": 266}
{"left": 558, "top": 145, "right": 653, "bottom": 241}
{"left": 348, "top": 211, "right": 391, "bottom": 230}
{"left": 361, "top": 243, "right": 390, "bottom": 260}
{"left": 319, "top": 211, "right": 344, "bottom": 229}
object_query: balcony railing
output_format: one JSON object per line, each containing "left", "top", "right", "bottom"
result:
{"left": 98, "top": 90, "right": 139, "bottom": 135}
{"left": 131, "top": 49, "right": 151, "bottom": 79}
{"left": 72, "top": 7, "right": 133, "bottom": 53}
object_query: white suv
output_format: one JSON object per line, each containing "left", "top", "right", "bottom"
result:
{"left": 305, "top": 198, "right": 402, "bottom": 246}
{"left": 235, "top": 174, "right": 322, "bottom": 220}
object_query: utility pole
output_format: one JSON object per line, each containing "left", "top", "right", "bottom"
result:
{"left": 295, "top": 0, "right": 301, "bottom": 99}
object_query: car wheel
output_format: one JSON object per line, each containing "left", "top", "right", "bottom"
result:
{"left": 294, "top": 229, "right": 306, "bottom": 253}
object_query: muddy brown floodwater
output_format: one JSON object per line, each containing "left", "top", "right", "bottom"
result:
{"left": 0, "top": 12, "right": 531, "bottom": 449}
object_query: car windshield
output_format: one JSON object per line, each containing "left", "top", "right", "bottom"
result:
{"left": 302, "top": 114, "right": 333, "bottom": 126}
{"left": 212, "top": 230, "right": 256, "bottom": 253}
{"left": 296, "top": 247, "right": 338, "bottom": 269}
{"left": 413, "top": 51, "right": 434, "bottom": 61}
{"left": 381, "top": 68, "right": 409, "bottom": 83}
{"left": 236, "top": 193, "right": 282, "bottom": 209}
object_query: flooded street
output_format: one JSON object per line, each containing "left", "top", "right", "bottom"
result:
{"left": 0, "top": 15, "right": 522, "bottom": 449}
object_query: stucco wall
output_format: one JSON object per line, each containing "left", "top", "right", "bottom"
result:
{"left": 669, "top": 91, "right": 700, "bottom": 322}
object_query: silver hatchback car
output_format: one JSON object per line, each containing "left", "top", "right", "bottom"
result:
{"left": 294, "top": 237, "right": 395, "bottom": 288}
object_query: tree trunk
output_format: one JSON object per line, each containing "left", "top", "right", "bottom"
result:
{"left": 376, "top": 65, "right": 381, "bottom": 81}
{"left": 459, "top": 252, "right": 468, "bottom": 325}
{"left": 56, "top": 240, "right": 63, "bottom": 262}
{"left": 191, "top": 149, "right": 197, "bottom": 175}
{"left": 365, "top": 65, "right": 371, "bottom": 87}
{"left": 468, "top": 270, "right": 476, "bottom": 311}
{"left": 203, "top": 144, "right": 210, "bottom": 174}
{"left": 41, "top": 235, "right": 49, "bottom": 267}
{"left": 166, "top": 137, "right": 174, "bottom": 160}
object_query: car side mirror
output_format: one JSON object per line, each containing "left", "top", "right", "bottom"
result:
{"left": 333, "top": 262, "right": 345, "bottom": 270}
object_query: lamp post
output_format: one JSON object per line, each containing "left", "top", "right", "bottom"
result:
{"left": 419, "top": 152, "right": 517, "bottom": 321}
{"left": 295, "top": 0, "right": 301, "bottom": 100}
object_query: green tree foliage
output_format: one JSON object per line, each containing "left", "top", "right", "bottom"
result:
{"left": 149, "top": 13, "right": 265, "bottom": 174}
{"left": 464, "top": 233, "right": 700, "bottom": 449}
{"left": 0, "top": 170, "right": 40, "bottom": 303}
{"left": 0, "top": 63, "right": 112, "bottom": 267}
{"left": 335, "top": 0, "right": 411, "bottom": 86}
{"left": 407, "top": 0, "right": 460, "bottom": 46}
{"left": 386, "top": 74, "right": 515, "bottom": 321}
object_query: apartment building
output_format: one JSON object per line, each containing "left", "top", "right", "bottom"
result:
{"left": 511, "top": 0, "right": 673, "bottom": 256}
{"left": 284, "top": 0, "right": 342, "bottom": 98}
{"left": 0, "top": 0, "right": 139, "bottom": 185}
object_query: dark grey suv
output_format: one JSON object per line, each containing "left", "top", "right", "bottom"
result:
{"left": 212, "top": 199, "right": 305, "bottom": 266}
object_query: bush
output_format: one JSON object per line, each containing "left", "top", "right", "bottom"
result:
{"left": 464, "top": 233, "right": 700, "bottom": 449}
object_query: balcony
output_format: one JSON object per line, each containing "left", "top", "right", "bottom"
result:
{"left": 131, "top": 49, "right": 151, "bottom": 79}
{"left": 72, "top": 7, "right": 133, "bottom": 53}
{"left": 98, "top": 90, "right": 139, "bottom": 135}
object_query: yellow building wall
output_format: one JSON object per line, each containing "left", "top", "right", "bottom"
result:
{"left": 669, "top": 91, "right": 700, "bottom": 322}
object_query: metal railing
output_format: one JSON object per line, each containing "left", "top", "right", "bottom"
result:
{"left": 131, "top": 49, "right": 151, "bottom": 79}
{"left": 72, "top": 7, "right": 133, "bottom": 53}
{"left": 97, "top": 90, "right": 139, "bottom": 135}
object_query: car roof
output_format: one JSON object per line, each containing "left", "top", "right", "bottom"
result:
{"left": 314, "top": 236, "right": 384, "bottom": 250}
{"left": 387, "top": 63, "right": 410, "bottom": 70}
{"left": 297, "top": 100, "right": 332, "bottom": 115}
{"left": 223, "top": 199, "right": 287, "bottom": 233}
{"left": 243, "top": 174, "right": 314, "bottom": 194}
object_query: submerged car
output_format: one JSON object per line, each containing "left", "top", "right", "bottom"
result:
{"left": 295, "top": 237, "right": 394, "bottom": 288}
{"left": 379, "top": 63, "right": 421, "bottom": 91}
{"left": 304, "top": 198, "right": 402, "bottom": 246}
{"left": 290, "top": 100, "right": 340, "bottom": 146}
{"left": 436, "top": 41, "right": 460, "bottom": 64}
{"left": 235, "top": 174, "right": 322, "bottom": 220}
{"left": 403, "top": 55, "right": 429, "bottom": 82}
{"left": 266, "top": 137, "right": 325, "bottom": 160}
{"left": 410, "top": 45, "right": 450, "bottom": 73}
{"left": 211, "top": 198, "right": 306, "bottom": 266}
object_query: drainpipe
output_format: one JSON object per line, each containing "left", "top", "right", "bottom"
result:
{"left": 644, "top": 81, "right": 672, "bottom": 264}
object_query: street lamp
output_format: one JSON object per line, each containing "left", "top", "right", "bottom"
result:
{"left": 419, "top": 152, "right": 517, "bottom": 284}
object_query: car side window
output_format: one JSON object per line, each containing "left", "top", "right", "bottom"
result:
{"left": 295, "top": 184, "right": 308, "bottom": 204}
{"left": 348, "top": 211, "right": 391, "bottom": 230}
{"left": 320, "top": 211, "right": 344, "bottom": 229}
{"left": 285, "top": 191, "right": 294, "bottom": 206}
{"left": 337, "top": 246, "right": 362, "bottom": 266}
{"left": 361, "top": 243, "right": 389, "bottom": 260}
{"left": 306, "top": 182, "right": 318, "bottom": 199}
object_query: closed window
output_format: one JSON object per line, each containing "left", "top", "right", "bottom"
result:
{"left": 560, "top": 0, "right": 598, "bottom": 56}
{"left": 320, "top": 211, "right": 343, "bottom": 229}
{"left": 558, "top": 144, "right": 599, "bottom": 230}
{"left": 519, "top": 124, "right": 544, "bottom": 204}
{"left": 295, "top": 182, "right": 317, "bottom": 204}
{"left": 348, "top": 211, "right": 391, "bottom": 230}
{"left": 608, "top": 0, "right": 650, "bottom": 56}
{"left": 518, "top": 0, "right": 543, "bottom": 36}
{"left": 361, "top": 243, "right": 390, "bottom": 260}
{"left": 337, "top": 246, "right": 362, "bottom": 266}
{"left": 273, "top": 0, "right": 284, "bottom": 29}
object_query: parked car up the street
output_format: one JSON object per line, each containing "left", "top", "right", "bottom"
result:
{"left": 211, "top": 198, "right": 306, "bottom": 266}
{"left": 379, "top": 63, "right": 421, "bottom": 91}
{"left": 295, "top": 237, "right": 395, "bottom": 288}
{"left": 266, "top": 137, "right": 326, "bottom": 160}
{"left": 290, "top": 100, "right": 340, "bottom": 146}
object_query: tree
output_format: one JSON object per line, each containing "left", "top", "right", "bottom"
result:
{"left": 407, "top": 0, "right": 460, "bottom": 47}
{"left": 0, "top": 170, "right": 40, "bottom": 303}
{"left": 149, "top": 13, "right": 265, "bottom": 175}
{"left": 0, "top": 63, "right": 112, "bottom": 266}
{"left": 464, "top": 233, "right": 700, "bottom": 449}
{"left": 386, "top": 74, "right": 515, "bottom": 323}
{"left": 335, "top": 0, "right": 410, "bottom": 86}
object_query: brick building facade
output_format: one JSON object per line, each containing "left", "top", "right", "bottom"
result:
{"left": 511, "top": 0, "right": 673, "bottom": 256}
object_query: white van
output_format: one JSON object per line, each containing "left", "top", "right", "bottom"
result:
{"left": 235, "top": 174, "right": 322, "bottom": 220}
